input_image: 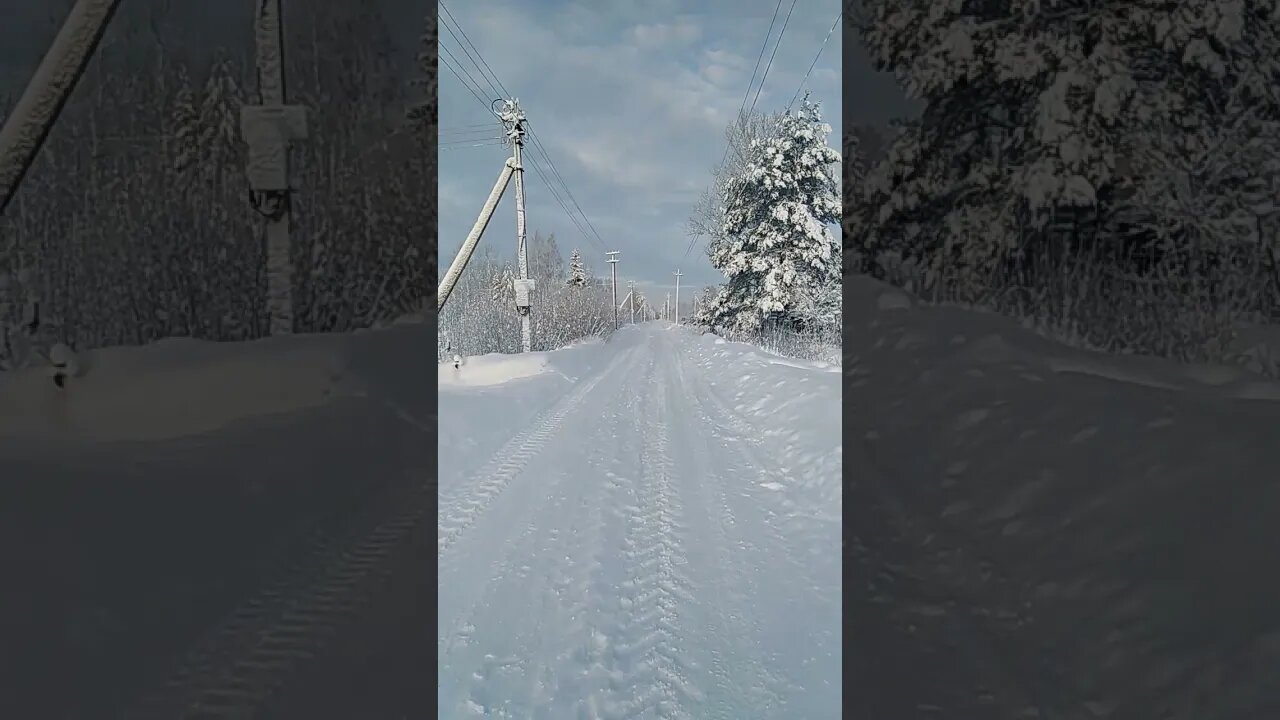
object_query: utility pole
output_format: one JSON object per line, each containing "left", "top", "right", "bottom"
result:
{"left": 0, "top": 0, "right": 123, "bottom": 217}
{"left": 673, "top": 269, "right": 683, "bottom": 325}
{"left": 500, "top": 99, "right": 533, "bottom": 352}
{"left": 607, "top": 251, "right": 620, "bottom": 330}
{"left": 628, "top": 280, "right": 636, "bottom": 324}
{"left": 437, "top": 159, "right": 517, "bottom": 309}
{"left": 243, "top": 0, "right": 307, "bottom": 336}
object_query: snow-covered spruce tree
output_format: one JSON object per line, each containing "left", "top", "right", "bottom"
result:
{"left": 567, "top": 248, "right": 588, "bottom": 287}
{"left": 689, "top": 109, "right": 784, "bottom": 253}
{"left": 704, "top": 95, "right": 841, "bottom": 333}
{"left": 854, "top": 0, "right": 1280, "bottom": 309}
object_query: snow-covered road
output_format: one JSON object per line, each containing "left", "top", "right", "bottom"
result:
{"left": 438, "top": 323, "right": 841, "bottom": 718}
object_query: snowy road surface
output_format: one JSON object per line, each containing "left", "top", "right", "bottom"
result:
{"left": 438, "top": 323, "right": 841, "bottom": 718}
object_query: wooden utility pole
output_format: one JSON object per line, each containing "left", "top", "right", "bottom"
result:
{"left": 243, "top": 0, "right": 307, "bottom": 336}
{"left": 607, "top": 251, "right": 620, "bottom": 330}
{"left": 499, "top": 99, "right": 533, "bottom": 352}
{"left": 673, "top": 269, "right": 683, "bottom": 325}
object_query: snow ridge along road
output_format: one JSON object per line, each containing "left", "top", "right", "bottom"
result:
{"left": 438, "top": 323, "right": 841, "bottom": 718}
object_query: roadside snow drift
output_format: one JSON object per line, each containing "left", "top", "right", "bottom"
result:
{"left": 437, "top": 351, "right": 551, "bottom": 389}
{"left": 438, "top": 322, "right": 841, "bottom": 719}
{"left": 848, "top": 275, "right": 1280, "bottom": 718}
{"left": 0, "top": 335, "right": 356, "bottom": 444}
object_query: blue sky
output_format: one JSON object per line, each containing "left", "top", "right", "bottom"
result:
{"left": 438, "top": 0, "right": 842, "bottom": 297}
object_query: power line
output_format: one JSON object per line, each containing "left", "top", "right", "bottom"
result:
{"left": 440, "top": 135, "right": 503, "bottom": 145}
{"left": 439, "top": 3, "right": 615, "bottom": 262}
{"left": 694, "top": 0, "right": 788, "bottom": 263}
{"left": 439, "top": 130, "right": 501, "bottom": 141}
{"left": 440, "top": 123, "right": 501, "bottom": 133}
{"left": 524, "top": 149, "right": 608, "bottom": 256}
{"left": 440, "top": 1, "right": 512, "bottom": 100}
{"left": 439, "top": 46, "right": 490, "bottom": 110}
{"left": 524, "top": 122, "right": 609, "bottom": 252}
{"left": 747, "top": 0, "right": 799, "bottom": 118}
{"left": 439, "top": 11, "right": 504, "bottom": 102}
{"left": 787, "top": 9, "right": 842, "bottom": 111}
{"left": 440, "top": 141, "right": 506, "bottom": 151}
{"left": 717, "top": 0, "right": 784, "bottom": 173}
{"left": 686, "top": 0, "right": 815, "bottom": 264}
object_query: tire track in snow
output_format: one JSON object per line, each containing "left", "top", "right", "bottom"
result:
{"left": 672, "top": 341, "right": 828, "bottom": 590}
{"left": 598, "top": 348, "right": 702, "bottom": 719}
{"left": 439, "top": 386, "right": 629, "bottom": 717}
{"left": 437, "top": 344, "right": 640, "bottom": 558}
{"left": 670, "top": 340, "right": 840, "bottom": 708}
{"left": 571, "top": 381, "right": 649, "bottom": 719}
{"left": 124, "top": 477, "right": 430, "bottom": 719}
{"left": 657, "top": 338, "right": 790, "bottom": 717}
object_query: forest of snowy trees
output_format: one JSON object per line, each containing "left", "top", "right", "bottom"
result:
{"left": 847, "top": 1, "right": 1280, "bottom": 367}
{"left": 436, "top": 231, "right": 616, "bottom": 360}
{"left": 1, "top": 4, "right": 433, "bottom": 369}
{"left": 690, "top": 95, "right": 844, "bottom": 352}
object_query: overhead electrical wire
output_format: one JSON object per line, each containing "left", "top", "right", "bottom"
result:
{"left": 439, "top": 3, "right": 614, "bottom": 262}
{"left": 787, "top": 9, "right": 841, "bottom": 111}
{"left": 440, "top": 47, "right": 490, "bottom": 109}
{"left": 747, "top": 0, "right": 799, "bottom": 118}
{"left": 685, "top": 0, "right": 825, "bottom": 263}
{"left": 716, "top": 0, "right": 784, "bottom": 174}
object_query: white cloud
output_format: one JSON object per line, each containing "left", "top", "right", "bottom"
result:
{"left": 627, "top": 18, "right": 703, "bottom": 48}
{"left": 438, "top": 0, "right": 843, "bottom": 288}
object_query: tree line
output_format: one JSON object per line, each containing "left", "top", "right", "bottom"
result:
{"left": 1, "top": 4, "right": 433, "bottom": 369}
{"left": 437, "top": 231, "right": 616, "bottom": 360}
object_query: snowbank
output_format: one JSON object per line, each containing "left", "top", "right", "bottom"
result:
{"left": 437, "top": 352, "right": 549, "bottom": 388}
{"left": 0, "top": 327, "right": 428, "bottom": 445}
{"left": 436, "top": 332, "right": 620, "bottom": 488}
{"left": 848, "top": 274, "right": 1280, "bottom": 716}
{"left": 674, "top": 326, "right": 842, "bottom": 523}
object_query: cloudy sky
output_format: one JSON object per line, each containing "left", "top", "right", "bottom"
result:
{"left": 438, "top": 0, "right": 844, "bottom": 297}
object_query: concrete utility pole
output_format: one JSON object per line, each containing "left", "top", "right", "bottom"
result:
{"left": 243, "top": 0, "right": 307, "bottom": 336}
{"left": 673, "top": 269, "right": 683, "bottom": 325}
{"left": 628, "top": 280, "right": 636, "bottom": 324}
{"left": 0, "top": 0, "right": 123, "bottom": 217}
{"left": 437, "top": 159, "right": 517, "bottom": 309}
{"left": 499, "top": 99, "right": 533, "bottom": 352}
{"left": 607, "top": 251, "right": 620, "bottom": 330}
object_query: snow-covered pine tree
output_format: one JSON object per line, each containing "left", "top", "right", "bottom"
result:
{"left": 705, "top": 94, "right": 841, "bottom": 332}
{"left": 567, "top": 248, "right": 588, "bottom": 287}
